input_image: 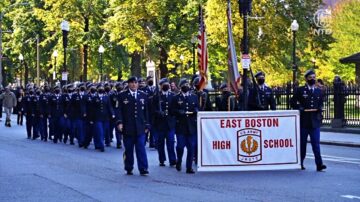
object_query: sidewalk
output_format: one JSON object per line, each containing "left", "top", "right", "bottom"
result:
{"left": 1, "top": 112, "right": 359, "bottom": 147}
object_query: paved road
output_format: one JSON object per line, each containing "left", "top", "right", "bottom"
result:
{"left": 0, "top": 122, "right": 359, "bottom": 202}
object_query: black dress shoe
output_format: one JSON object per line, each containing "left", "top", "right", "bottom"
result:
{"left": 176, "top": 163, "right": 182, "bottom": 171}
{"left": 70, "top": 142, "right": 75, "bottom": 145}
{"left": 106, "top": 143, "right": 111, "bottom": 147}
{"left": 159, "top": 163, "right": 166, "bottom": 167}
{"left": 126, "top": 170, "right": 133, "bottom": 175}
{"left": 140, "top": 170, "right": 149, "bottom": 176}
{"left": 117, "top": 144, "right": 122, "bottom": 149}
{"left": 186, "top": 169, "right": 195, "bottom": 174}
{"left": 100, "top": 148, "right": 105, "bottom": 152}
{"left": 317, "top": 164, "right": 327, "bottom": 172}
{"left": 170, "top": 163, "right": 176, "bottom": 167}
{"left": 301, "top": 165, "right": 306, "bottom": 170}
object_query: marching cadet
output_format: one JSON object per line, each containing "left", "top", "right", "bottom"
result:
{"left": 153, "top": 78, "right": 177, "bottom": 167}
{"left": 291, "top": 70, "right": 327, "bottom": 171}
{"left": 48, "top": 86, "right": 66, "bottom": 144}
{"left": 23, "top": 88, "right": 37, "bottom": 139}
{"left": 69, "top": 83, "right": 87, "bottom": 147}
{"left": 104, "top": 83, "right": 114, "bottom": 146}
{"left": 39, "top": 86, "right": 50, "bottom": 141}
{"left": 215, "top": 83, "right": 237, "bottom": 111}
{"left": 192, "top": 76, "right": 212, "bottom": 111}
{"left": 111, "top": 82, "right": 124, "bottom": 148}
{"left": 248, "top": 71, "right": 276, "bottom": 111}
{"left": 83, "top": 83, "right": 97, "bottom": 149}
{"left": 32, "top": 88, "right": 42, "bottom": 140}
{"left": 62, "top": 85, "right": 73, "bottom": 145}
{"left": 142, "top": 76, "right": 157, "bottom": 148}
{"left": 117, "top": 76, "right": 150, "bottom": 176}
{"left": 171, "top": 78, "right": 199, "bottom": 174}
{"left": 90, "top": 84, "right": 115, "bottom": 152}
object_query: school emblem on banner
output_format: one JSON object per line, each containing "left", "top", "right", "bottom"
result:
{"left": 237, "top": 128, "right": 262, "bottom": 163}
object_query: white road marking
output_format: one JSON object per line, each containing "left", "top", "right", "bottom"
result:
{"left": 341, "top": 195, "right": 360, "bottom": 200}
{"left": 306, "top": 153, "right": 360, "bottom": 165}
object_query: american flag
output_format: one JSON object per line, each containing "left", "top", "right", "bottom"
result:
{"left": 227, "top": 0, "right": 241, "bottom": 93}
{"left": 197, "top": 6, "right": 208, "bottom": 91}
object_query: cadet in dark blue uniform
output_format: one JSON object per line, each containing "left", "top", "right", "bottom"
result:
{"left": 215, "top": 83, "right": 237, "bottom": 111}
{"left": 23, "top": 88, "right": 37, "bottom": 139}
{"left": 49, "top": 86, "right": 66, "bottom": 143}
{"left": 69, "top": 83, "right": 87, "bottom": 147}
{"left": 32, "top": 89, "right": 42, "bottom": 140}
{"left": 292, "top": 70, "right": 327, "bottom": 171}
{"left": 117, "top": 76, "right": 150, "bottom": 176}
{"left": 153, "top": 78, "right": 177, "bottom": 167}
{"left": 83, "top": 84, "right": 97, "bottom": 149}
{"left": 141, "top": 76, "right": 157, "bottom": 148}
{"left": 39, "top": 86, "right": 50, "bottom": 141}
{"left": 171, "top": 78, "right": 199, "bottom": 174}
{"left": 192, "top": 76, "right": 212, "bottom": 111}
{"left": 62, "top": 85, "right": 73, "bottom": 144}
{"left": 91, "top": 84, "right": 115, "bottom": 152}
{"left": 112, "top": 82, "right": 124, "bottom": 148}
{"left": 248, "top": 71, "right": 276, "bottom": 111}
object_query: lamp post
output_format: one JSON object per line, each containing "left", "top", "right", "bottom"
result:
{"left": 291, "top": 20, "right": 299, "bottom": 88}
{"left": 238, "top": 0, "right": 252, "bottom": 110}
{"left": 61, "top": 20, "right": 70, "bottom": 84}
{"left": 98, "top": 45, "right": 105, "bottom": 81}
{"left": 18, "top": 54, "right": 24, "bottom": 86}
{"left": 191, "top": 36, "right": 197, "bottom": 75}
{"left": 52, "top": 50, "right": 58, "bottom": 81}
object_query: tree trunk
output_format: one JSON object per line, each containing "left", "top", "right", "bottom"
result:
{"left": 131, "top": 52, "right": 141, "bottom": 77}
{"left": 24, "top": 61, "right": 29, "bottom": 86}
{"left": 83, "top": 16, "right": 89, "bottom": 82}
{"left": 356, "top": 63, "right": 360, "bottom": 85}
{"left": 159, "top": 46, "right": 168, "bottom": 78}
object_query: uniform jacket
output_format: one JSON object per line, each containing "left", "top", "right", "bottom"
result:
{"left": 292, "top": 85, "right": 324, "bottom": 128}
{"left": 117, "top": 89, "right": 150, "bottom": 136}
{"left": 48, "top": 93, "right": 66, "bottom": 118}
{"left": 215, "top": 92, "right": 237, "bottom": 111}
{"left": 69, "top": 92, "right": 87, "bottom": 119}
{"left": 91, "top": 93, "right": 115, "bottom": 122}
{"left": 248, "top": 85, "right": 276, "bottom": 111}
{"left": 171, "top": 92, "right": 199, "bottom": 136}
{"left": 152, "top": 91, "right": 176, "bottom": 132}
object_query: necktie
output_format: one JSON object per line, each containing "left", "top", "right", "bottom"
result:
{"left": 310, "top": 88, "right": 313, "bottom": 94}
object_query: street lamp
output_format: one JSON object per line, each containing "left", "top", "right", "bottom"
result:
{"left": 191, "top": 36, "right": 197, "bottom": 75}
{"left": 52, "top": 50, "right": 58, "bottom": 80}
{"left": 61, "top": 20, "right": 70, "bottom": 83}
{"left": 18, "top": 54, "right": 24, "bottom": 86}
{"left": 98, "top": 45, "right": 105, "bottom": 81}
{"left": 291, "top": 20, "right": 299, "bottom": 88}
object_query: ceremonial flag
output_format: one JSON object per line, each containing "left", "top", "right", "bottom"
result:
{"left": 227, "top": 0, "right": 241, "bottom": 93}
{"left": 197, "top": 6, "right": 208, "bottom": 91}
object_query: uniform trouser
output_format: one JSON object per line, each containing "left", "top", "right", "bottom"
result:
{"left": 176, "top": 134, "right": 196, "bottom": 170}
{"left": 123, "top": 134, "right": 148, "bottom": 172}
{"left": 71, "top": 119, "right": 85, "bottom": 146}
{"left": 145, "top": 128, "right": 157, "bottom": 147}
{"left": 17, "top": 113, "right": 23, "bottom": 125}
{"left": 25, "top": 115, "right": 35, "bottom": 138}
{"left": 32, "top": 116, "right": 40, "bottom": 139}
{"left": 104, "top": 121, "right": 112, "bottom": 145}
{"left": 157, "top": 129, "right": 176, "bottom": 165}
{"left": 51, "top": 117, "right": 64, "bottom": 143}
{"left": 39, "top": 117, "right": 48, "bottom": 140}
{"left": 115, "top": 126, "right": 123, "bottom": 146}
{"left": 62, "top": 118, "right": 72, "bottom": 143}
{"left": 94, "top": 121, "right": 109, "bottom": 149}
{"left": 300, "top": 127, "right": 323, "bottom": 166}
{"left": 83, "top": 122, "right": 94, "bottom": 147}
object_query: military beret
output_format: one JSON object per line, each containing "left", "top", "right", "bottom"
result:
{"left": 86, "top": 83, "right": 93, "bottom": 89}
{"left": 146, "top": 76, "right": 153, "bottom": 81}
{"left": 178, "top": 78, "right": 189, "bottom": 87}
{"left": 220, "top": 83, "right": 228, "bottom": 90}
{"left": 192, "top": 77, "right": 201, "bottom": 86}
{"left": 254, "top": 71, "right": 265, "bottom": 78}
{"left": 97, "top": 83, "right": 104, "bottom": 89}
{"left": 104, "top": 82, "right": 110, "bottom": 87}
{"left": 304, "top": 69, "right": 315, "bottom": 78}
{"left": 128, "top": 76, "right": 138, "bottom": 83}
{"left": 137, "top": 77, "right": 144, "bottom": 83}
{"left": 67, "top": 84, "right": 74, "bottom": 90}
{"left": 115, "top": 82, "right": 122, "bottom": 88}
{"left": 159, "top": 78, "right": 169, "bottom": 85}
{"left": 53, "top": 85, "right": 60, "bottom": 90}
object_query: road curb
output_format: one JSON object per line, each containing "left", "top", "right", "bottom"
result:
{"left": 319, "top": 141, "right": 360, "bottom": 148}
{"left": 320, "top": 127, "right": 360, "bottom": 134}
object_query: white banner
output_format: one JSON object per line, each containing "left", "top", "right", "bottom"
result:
{"left": 197, "top": 110, "right": 300, "bottom": 172}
